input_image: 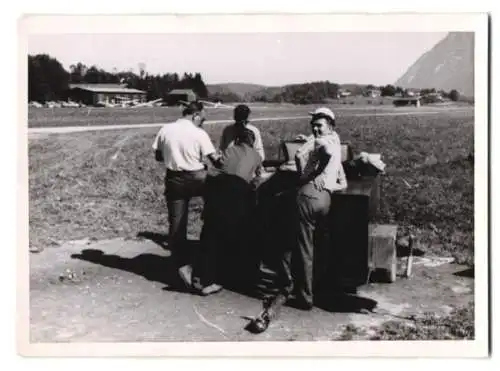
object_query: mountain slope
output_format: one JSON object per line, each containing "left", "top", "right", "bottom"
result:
{"left": 395, "top": 32, "right": 474, "bottom": 96}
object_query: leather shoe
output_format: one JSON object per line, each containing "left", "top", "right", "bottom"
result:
{"left": 246, "top": 311, "right": 270, "bottom": 334}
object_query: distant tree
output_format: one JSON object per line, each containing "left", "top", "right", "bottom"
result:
{"left": 420, "top": 88, "right": 437, "bottom": 96}
{"left": 192, "top": 73, "right": 209, "bottom": 99}
{"left": 381, "top": 84, "right": 397, "bottom": 97}
{"left": 28, "top": 54, "right": 70, "bottom": 102}
{"left": 138, "top": 63, "right": 146, "bottom": 79}
{"left": 449, "top": 89, "right": 460, "bottom": 102}
{"left": 30, "top": 55, "right": 211, "bottom": 104}
{"left": 69, "top": 62, "right": 88, "bottom": 83}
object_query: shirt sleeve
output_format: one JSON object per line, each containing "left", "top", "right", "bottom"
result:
{"left": 253, "top": 128, "right": 266, "bottom": 161}
{"left": 152, "top": 129, "right": 163, "bottom": 150}
{"left": 199, "top": 130, "right": 216, "bottom": 157}
{"left": 316, "top": 133, "right": 341, "bottom": 157}
{"left": 315, "top": 134, "right": 343, "bottom": 191}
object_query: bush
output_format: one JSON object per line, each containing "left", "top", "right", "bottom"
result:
{"left": 449, "top": 89, "right": 460, "bottom": 102}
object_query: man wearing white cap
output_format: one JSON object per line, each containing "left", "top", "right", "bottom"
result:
{"left": 248, "top": 107, "right": 347, "bottom": 333}
{"left": 289, "top": 107, "right": 347, "bottom": 310}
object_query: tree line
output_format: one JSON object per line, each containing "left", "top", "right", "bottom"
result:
{"left": 214, "top": 83, "right": 461, "bottom": 104}
{"left": 28, "top": 53, "right": 462, "bottom": 105}
{"left": 28, "top": 54, "right": 209, "bottom": 103}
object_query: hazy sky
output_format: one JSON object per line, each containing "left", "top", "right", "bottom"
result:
{"left": 28, "top": 32, "right": 447, "bottom": 86}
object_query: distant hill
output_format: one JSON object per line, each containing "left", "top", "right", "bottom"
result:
{"left": 207, "top": 82, "right": 373, "bottom": 101}
{"left": 206, "top": 83, "right": 267, "bottom": 98}
{"left": 395, "top": 32, "right": 474, "bottom": 96}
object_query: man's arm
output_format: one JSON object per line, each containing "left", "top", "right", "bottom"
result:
{"left": 155, "top": 150, "right": 164, "bottom": 162}
{"left": 200, "top": 130, "right": 222, "bottom": 168}
{"left": 296, "top": 146, "right": 331, "bottom": 187}
{"left": 294, "top": 138, "right": 314, "bottom": 177}
{"left": 152, "top": 129, "right": 164, "bottom": 162}
{"left": 312, "top": 137, "right": 342, "bottom": 191}
{"left": 253, "top": 129, "right": 266, "bottom": 161}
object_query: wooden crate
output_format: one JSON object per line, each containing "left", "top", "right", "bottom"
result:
{"left": 368, "top": 224, "right": 398, "bottom": 283}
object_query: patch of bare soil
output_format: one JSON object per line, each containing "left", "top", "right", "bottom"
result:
{"left": 28, "top": 238, "right": 474, "bottom": 342}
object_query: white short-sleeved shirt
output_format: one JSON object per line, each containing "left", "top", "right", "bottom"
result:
{"left": 295, "top": 132, "right": 347, "bottom": 192}
{"left": 152, "top": 118, "right": 216, "bottom": 171}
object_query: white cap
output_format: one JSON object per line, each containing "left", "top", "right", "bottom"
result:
{"left": 308, "top": 107, "right": 335, "bottom": 121}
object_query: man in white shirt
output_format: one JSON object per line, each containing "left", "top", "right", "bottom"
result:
{"left": 152, "top": 101, "right": 220, "bottom": 272}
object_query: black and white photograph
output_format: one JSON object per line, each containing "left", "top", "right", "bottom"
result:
{"left": 18, "top": 13, "right": 489, "bottom": 357}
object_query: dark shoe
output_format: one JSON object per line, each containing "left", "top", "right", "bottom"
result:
{"left": 286, "top": 297, "right": 313, "bottom": 311}
{"left": 246, "top": 312, "right": 270, "bottom": 334}
{"left": 246, "top": 293, "right": 287, "bottom": 334}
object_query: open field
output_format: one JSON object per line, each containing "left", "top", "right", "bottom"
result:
{"left": 27, "top": 107, "right": 475, "bottom": 341}
{"left": 29, "top": 108, "right": 474, "bottom": 261}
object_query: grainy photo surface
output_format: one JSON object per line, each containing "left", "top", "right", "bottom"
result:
{"left": 19, "top": 14, "right": 488, "bottom": 357}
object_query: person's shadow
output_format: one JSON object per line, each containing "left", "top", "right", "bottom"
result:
{"left": 70, "top": 234, "right": 202, "bottom": 293}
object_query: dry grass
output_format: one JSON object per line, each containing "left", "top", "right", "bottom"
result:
{"left": 29, "top": 110, "right": 474, "bottom": 267}
{"left": 338, "top": 301, "right": 474, "bottom": 340}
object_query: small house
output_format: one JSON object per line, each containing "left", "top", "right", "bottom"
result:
{"left": 165, "top": 89, "right": 197, "bottom": 106}
{"left": 68, "top": 83, "right": 146, "bottom": 106}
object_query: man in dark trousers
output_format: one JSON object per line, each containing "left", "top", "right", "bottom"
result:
{"left": 248, "top": 107, "right": 347, "bottom": 333}
{"left": 152, "top": 101, "right": 220, "bottom": 277}
{"left": 178, "top": 128, "right": 263, "bottom": 295}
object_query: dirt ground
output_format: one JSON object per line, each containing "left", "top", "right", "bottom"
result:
{"left": 28, "top": 236, "right": 474, "bottom": 343}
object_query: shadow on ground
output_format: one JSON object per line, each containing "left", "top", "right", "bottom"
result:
{"left": 454, "top": 267, "right": 474, "bottom": 278}
{"left": 70, "top": 248, "right": 193, "bottom": 293}
{"left": 396, "top": 245, "right": 426, "bottom": 258}
{"left": 71, "top": 234, "right": 381, "bottom": 316}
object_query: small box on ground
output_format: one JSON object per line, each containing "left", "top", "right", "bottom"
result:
{"left": 368, "top": 224, "right": 398, "bottom": 283}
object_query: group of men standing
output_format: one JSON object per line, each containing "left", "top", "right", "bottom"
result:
{"left": 152, "top": 102, "right": 347, "bottom": 325}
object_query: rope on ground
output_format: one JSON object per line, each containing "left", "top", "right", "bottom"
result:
{"left": 193, "top": 304, "right": 228, "bottom": 338}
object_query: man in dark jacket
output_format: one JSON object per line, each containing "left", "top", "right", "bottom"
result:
{"left": 179, "top": 128, "right": 263, "bottom": 295}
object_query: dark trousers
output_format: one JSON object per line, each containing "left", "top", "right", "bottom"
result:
{"left": 193, "top": 174, "right": 257, "bottom": 288}
{"left": 256, "top": 179, "right": 331, "bottom": 306}
{"left": 165, "top": 169, "right": 207, "bottom": 267}
{"left": 292, "top": 183, "right": 331, "bottom": 305}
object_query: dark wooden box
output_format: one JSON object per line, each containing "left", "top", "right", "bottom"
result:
{"left": 316, "top": 175, "right": 381, "bottom": 290}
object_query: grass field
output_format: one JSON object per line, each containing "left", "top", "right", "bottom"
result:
{"left": 29, "top": 108, "right": 474, "bottom": 263}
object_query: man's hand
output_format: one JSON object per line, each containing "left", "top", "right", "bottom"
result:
{"left": 313, "top": 175, "right": 326, "bottom": 191}
{"left": 207, "top": 152, "right": 222, "bottom": 168}
{"left": 295, "top": 134, "right": 309, "bottom": 141}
